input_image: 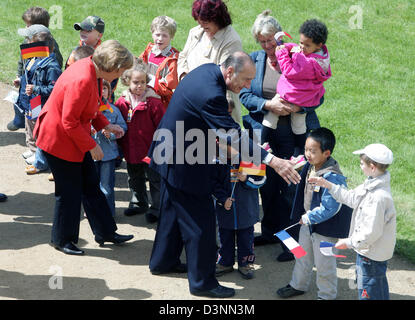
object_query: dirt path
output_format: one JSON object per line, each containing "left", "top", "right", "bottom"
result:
{"left": 0, "top": 82, "right": 414, "bottom": 301}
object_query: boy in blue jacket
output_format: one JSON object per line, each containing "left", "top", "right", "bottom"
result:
{"left": 277, "top": 127, "right": 352, "bottom": 300}
{"left": 213, "top": 159, "right": 266, "bottom": 280}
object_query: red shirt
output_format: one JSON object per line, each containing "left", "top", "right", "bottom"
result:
{"left": 34, "top": 57, "right": 109, "bottom": 162}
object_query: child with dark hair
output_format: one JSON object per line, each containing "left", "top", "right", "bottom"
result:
{"left": 263, "top": 19, "right": 331, "bottom": 154}
{"left": 8, "top": 6, "right": 63, "bottom": 132}
{"left": 277, "top": 127, "right": 352, "bottom": 300}
{"left": 309, "top": 143, "right": 396, "bottom": 300}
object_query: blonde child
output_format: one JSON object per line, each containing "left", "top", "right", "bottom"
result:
{"left": 309, "top": 143, "right": 396, "bottom": 300}
{"left": 140, "top": 16, "right": 179, "bottom": 110}
{"left": 115, "top": 59, "right": 165, "bottom": 223}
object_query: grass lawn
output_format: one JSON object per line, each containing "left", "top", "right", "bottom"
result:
{"left": 0, "top": 0, "right": 414, "bottom": 263}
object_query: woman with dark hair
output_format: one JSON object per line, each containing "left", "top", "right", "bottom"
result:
{"left": 33, "top": 40, "right": 135, "bottom": 255}
{"left": 240, "top": 10, "right": 321, "bottom": 262}
{"left": 178, "top": 0, "right": 243, "bottom": 123}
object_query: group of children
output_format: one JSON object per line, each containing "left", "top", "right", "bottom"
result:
{"left": 9, "top": 6, "right": 396, "bottom": 300}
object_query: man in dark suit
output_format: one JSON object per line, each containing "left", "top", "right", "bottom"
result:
{"left": 148, "top": 52, "right": 301, "bottom": 298}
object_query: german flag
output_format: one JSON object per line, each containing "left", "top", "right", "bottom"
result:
{"left": 20, "top": 41, "right": 49, "bottom": 60}
{"left": 238, "top": 161, "right": 266, "bottom": 176}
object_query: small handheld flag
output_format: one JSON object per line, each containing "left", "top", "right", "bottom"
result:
{"left": 274, "top": 31, "right": 293, "bottom": 45}
{"left": 29, "top": 95, "right": 41, "bottom": 119}
{"left": 20, "top": 41, "right": 50, "bottom": 60}
{"left": 142, "top": 156, "right": 151, "bottom": 165}
{"left": 239, "top": 161, "right": 266, "bottom": 176}
{"left": 320, "top": 241, "right": 346, "bottom": 258}
{"left": 275, "top": 230, "right": 307, "bottom": 259}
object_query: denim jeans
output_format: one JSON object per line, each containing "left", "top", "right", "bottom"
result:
{"left": 356, "top": 254, "right": 389, "bottom": 300}
{"left": 95, "top": 159, "right": 116, "bottom": 217}
{"left": 12, "top": 104, "right": 26, "bottom": 129}
{"left": 33, "top": 148, "right": 49, "bottom": 171}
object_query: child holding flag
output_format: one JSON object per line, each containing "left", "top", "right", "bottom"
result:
{"left": 277, "top": 127, "right": 352, "bottom": 300}
{"left": 92, "top": 80, "right": 127, "bottom": 217}
{"left": 309, "top": 143, "right": 396, "bottom": 300}
{"left": 213, "top": 160, "right": 266, "bottom": 280}
{"left": 16, "top": 26, "right": 62, "bottom": 174}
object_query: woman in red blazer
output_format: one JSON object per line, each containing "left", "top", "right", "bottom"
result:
{"left": 34, "top": 40, "right": 134, "bottom": 255}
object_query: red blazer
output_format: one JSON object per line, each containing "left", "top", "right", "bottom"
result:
{"left": 34, "top": 57, "right": 109, "bottom": 162}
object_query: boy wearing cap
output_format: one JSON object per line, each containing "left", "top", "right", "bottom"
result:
{"left": 65, "top": 15, "right": 105, "bottom": 69}
{"left": 309, "top": 143, "right": 396, "bottom": 300}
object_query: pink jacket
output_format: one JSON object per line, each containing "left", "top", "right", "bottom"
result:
{"left": 276, "top": 43, "right": 331, "bottom": 107}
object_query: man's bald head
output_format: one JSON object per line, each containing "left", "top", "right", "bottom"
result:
{"left": 222, "top": 51, "right": 256, "bottom": 93}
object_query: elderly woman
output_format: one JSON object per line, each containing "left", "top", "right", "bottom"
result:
{"left": 240, "top": 10, "right": 320, "bottom": 261}
{"left": 34, "top": 40, "right": 134, "bottom": 255}
{"left": 177, "top": 0, "right": 243, "bottom": 122}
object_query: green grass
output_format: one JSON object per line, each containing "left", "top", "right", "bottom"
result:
{"left": 0, "top": 0, "right": 414, "bottom": 263}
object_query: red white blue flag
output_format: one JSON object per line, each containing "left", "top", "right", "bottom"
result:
{"left": 275, "top": 230, "right": 307, "bottom": 259}
{"left": 320, "top": 241, "right": 346, "bottom": 258}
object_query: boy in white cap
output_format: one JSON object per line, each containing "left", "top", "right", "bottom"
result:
{"left": 309, "top": 143, "right": 396, "bottom": 300}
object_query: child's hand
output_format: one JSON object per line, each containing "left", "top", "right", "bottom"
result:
{"left": 334, "top": 239, "right": 349, "bottom": 250}
{"left": 91, "top": 127, "right": 97, "bottom": 136}
{"left": 276, "top": 44, "right": 285, "bottom": 52}
{"left": 308, "top": 176, "right": 331, "bottom": 190}
{"left": 13, "top": 77, "right": 20, "bottom": 88}
{"left": 237, "top": 172, "right": 247, "bottom": 182}
{"left": 102, "top": 129, "right": 111, "bottom": 139}
{"left": 25, "top": 84, "right": 34, "bottom": 96}
{"left": 224, "top": 197, "right": 234, "bottom": 210}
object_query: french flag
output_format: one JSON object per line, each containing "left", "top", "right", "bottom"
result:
{"left": 275, "top": 230, "right": 307, "bottom": 259}
{"left": 320, "top": 241, "right": 346, "bottom": 258}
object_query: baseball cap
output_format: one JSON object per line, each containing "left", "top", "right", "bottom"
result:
{"left": 74, "top": 16, "right": 105, "bottom": 34}
{"left": 352, "top": 143, "right": 393, "bottom": 165}
{"left": 18, "top": 24, "right": 50, "bottom": 39}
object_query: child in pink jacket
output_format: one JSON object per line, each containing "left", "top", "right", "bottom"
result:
{"left": 263, "top": 19, "right": 331, "bottom": 152}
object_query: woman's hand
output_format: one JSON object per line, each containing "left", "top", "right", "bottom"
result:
{"left": 90, "top": 144, "right": 104, "bottom": 161}
{"left": 269, "top": 156, "right": 301, "bottom": 185}
{"left": 103, "top": 124, "right": 124, "bottom": 139}
{"left": 264, "top": 95, "right": 294, "bottom": 116}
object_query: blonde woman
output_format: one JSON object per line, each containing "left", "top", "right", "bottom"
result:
{"left": 34, "top": 40, "right": 134, "bottom": 255}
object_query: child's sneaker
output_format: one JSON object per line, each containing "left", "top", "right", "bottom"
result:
{"left": 238, "top": 264, "right": 254, "bottom": 279}
{"left": 290, "top": 155, "right": 307, "bottom": 171}
{"left": 260, "top": 142, "right": 273, "bottom": 153}
{"left": 22, "top": 150, "right": 34, "bottom": 159}
{"left": 215, "top": 263, "right": 234, "bottom": 277}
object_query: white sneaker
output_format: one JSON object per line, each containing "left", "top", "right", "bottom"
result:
{"left": 22, "top": 150, "right": 34, "bottom": 159}
{"left": 25, "top": 154, "right": 35, "bottom": 165}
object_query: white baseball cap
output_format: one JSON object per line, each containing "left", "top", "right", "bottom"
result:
{"left": 353, "top": 143, "right": 393, "bottom": 165}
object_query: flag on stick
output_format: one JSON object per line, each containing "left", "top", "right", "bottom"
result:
{"left": 20, "top": 41, "right": 50, "bottom": 60}
{"left": 29, "top": 95, "right": 41, "bottom": 119}
{"left": 238, "top": 161, "right": 266, "bottom": 176}
{"left": 320, "top": 241, "right": 346, "bottom": 258}
{"left": 274, "top": 230, "right": 307, "bottom": 259}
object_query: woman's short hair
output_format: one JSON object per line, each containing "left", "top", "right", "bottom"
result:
{"left": 92, "top": 40, "right": 134, "bottom": 73}
{"left": 191, "top": 0, "right": 232, "bottom": 29}
{"left": 22, "top": 7, "right": 50, "bottom": 27}
{"left": 251, "top": 10, "right": 282, "bottom": 41}
{"left": 151, "top": 15, "right": 177, "bottom": 38}
{"left": 120, "top": 57, "right": 151, "bottom": 86}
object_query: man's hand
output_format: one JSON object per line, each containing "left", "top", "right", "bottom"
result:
{"left": 268, "top": 156, "right": 301, "bottom": 185}
{"left": 90, "top": 144, "right": 104, "bottom": 161}
{"left": 104, "top": 124, "right": 124, "bottom": 139}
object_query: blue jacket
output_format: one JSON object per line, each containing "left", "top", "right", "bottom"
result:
{"left": 17, "top": 53, "right": 62, "bottom": 114}
{"left": 290, "top": 159, "right": 352, "bottom": 238}
{"left": 148, "top": 63, "right": 269, "bottom": 195}
{"left": 239, "top": 50, "right": 320, "bottom": 134}
{"left": 92, "top": 103, "right": 127, "bottom": 162}
{"left": 213, "top": 164, "right": 266, "bottom": 230}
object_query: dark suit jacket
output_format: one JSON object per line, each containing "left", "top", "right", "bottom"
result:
{"left": 148, "top": 63, "right": 268, "bottom": 195}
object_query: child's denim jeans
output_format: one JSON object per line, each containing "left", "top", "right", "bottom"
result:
{"left": 356, "top": 254, "right": 389, "bottom": 300}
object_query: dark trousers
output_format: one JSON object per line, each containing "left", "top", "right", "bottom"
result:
{"left": 260, "top": 120, "right": 300, "bottom": 246}
{"left": 44, "top": 151, "right": 117, "bottom": 247}
{"left": 126, "top": 162, "right": 161, "bottom": 216}
{"left": 149, "top": 179, "right": 219, "bottom": 292}
{"left": 218, "top": 226, "right": 255, "bottom": 267}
